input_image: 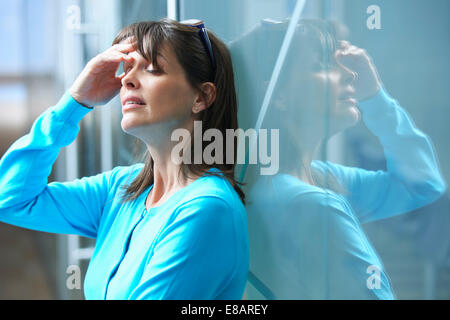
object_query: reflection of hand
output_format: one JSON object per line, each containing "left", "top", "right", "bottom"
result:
{"left": 69, "top": 41, "right": 136, "bottom": 108}
{"left": 336, "top": 41, "right": 381, "bottom": 102}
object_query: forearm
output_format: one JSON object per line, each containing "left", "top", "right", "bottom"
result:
{"left": 0, "top": 92, "right": 91, "bottom": 208}
{"left": 358, "top": 87, "right": 446, "bottom": 203}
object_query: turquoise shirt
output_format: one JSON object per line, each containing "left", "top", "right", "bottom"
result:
{"left": 0, "top": 92, "right": 249, "bottom": 300}
{"left": 245, "top": 88, "right": 446, "bottom": 299}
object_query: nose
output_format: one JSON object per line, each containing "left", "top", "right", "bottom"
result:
{"left": 121, "top": 68, "right": 140, "bottom": 89}
{"left": 335, "top": 50, "right": 357, "bottom": 84}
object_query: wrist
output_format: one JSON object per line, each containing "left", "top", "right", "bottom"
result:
{"left": 68, "top": 90, "right": 93, "bottom": 109}
{"left": 358, "top": 82, "right": 382, "bottom": 102}
{"left": 357, "top": 86, "right": 392, "bottom": 116}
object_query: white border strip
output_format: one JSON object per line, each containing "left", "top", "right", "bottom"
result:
{"left": 167, "top": 0, "right": 178, "bottom": 20}
{"left": 254, "top": 0, "right": 306, "bottom": 131}
{"left": 239, "top": 0, "right": 306, "bottom": 182}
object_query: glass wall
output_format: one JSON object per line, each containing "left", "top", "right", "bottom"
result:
{"left": 0, "top": 0, "right": 448, "bottom": 299}
{"left": 180, "top": 0, "right": 450, "bottom": 300}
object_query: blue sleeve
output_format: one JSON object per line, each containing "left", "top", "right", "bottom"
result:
{"left": 0, "top": 92, "right": 110, "bottom": 238}
{"left": 312, "top": 87, "right": 447, "bottom": 224}
{"left": 129, "top": 197, "right": 239, "bottom": 300}
{"left": 289, "top": 192, "right": 394, "bottom": 299}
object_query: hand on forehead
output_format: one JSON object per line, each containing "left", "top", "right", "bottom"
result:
{"left": 122, "top": 36, "right": 137, "bottom": 45}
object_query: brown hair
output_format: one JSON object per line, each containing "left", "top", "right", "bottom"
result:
{"left": 113, "top": 19, "right": 245, "bottom": 204}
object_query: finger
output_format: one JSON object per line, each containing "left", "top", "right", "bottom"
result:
{"left": 339, "top": 40, "right": 351, "bottom": 50}
{"left": 103, "top": 52, "right": 134, "bottom": 63}
{"left": 111, "top": 42, "right": 137, "bottom": 54}
{"left": 109, "top": 42, "right": 135, "bottom": 50}
{"left": 121, "top": 36, "right": 137, "bottom": 45}
{"left": 347, "top": 45, "right": 361, "bottom": 54}
{"left": 335, "top": 50, "right": 355, "bottom": 66}
{"left": 335, "top": 48, "right": 350, "bottom": 59}
{"left": 120, "top": 53, "right": 135, "bottom": 62}
{"left": 337, "top": 46, "right": 362, "bottom": 59}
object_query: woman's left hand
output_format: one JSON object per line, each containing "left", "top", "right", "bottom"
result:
{"left": 336, "top": 41, "right": 382, "bottom": 102}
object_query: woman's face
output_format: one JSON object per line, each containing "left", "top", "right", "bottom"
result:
{"left": 281, "top": 33, "right": 360, "bottom": 134}
{"left": 119, "top": 42, "right": 198, "bottom": 135}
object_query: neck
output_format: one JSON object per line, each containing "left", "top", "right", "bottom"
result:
{"left": 298, "top": 138, "right": 323, "bottom": 185}
{"left": 280, "top": 124, "right": 325, "bottom": 185}
{"left": 146, "top": 145, "right": 187, "bottom": 208}
{"left": 134, "top": 120, "right": 197, "bottom": 209}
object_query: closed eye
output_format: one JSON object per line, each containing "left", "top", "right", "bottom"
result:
{"left": 313, "top": 59, "right": 337, "bottom": 71}
{"left": 123, "top": 60, "right": 164, "bottom": 75}
{"left": 146, "top": 68, "right": 163, "bottom": 75}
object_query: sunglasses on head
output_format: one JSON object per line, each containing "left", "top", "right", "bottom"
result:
{"left": 180, "top": 19, "right": 217, "bottom": 82}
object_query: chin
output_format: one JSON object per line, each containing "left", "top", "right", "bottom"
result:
{"left": 330, "top": 106, "right": 361, "bottom": 134}
{"left": 121, "top": 117, "right": 146, "bottom": 135}
{"left": 348, "top": 106, "right": 361, "bottom": 126}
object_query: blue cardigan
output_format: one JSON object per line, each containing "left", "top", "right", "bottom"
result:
{"left": 0, "top": 92, "right": 249, "bottom": 300}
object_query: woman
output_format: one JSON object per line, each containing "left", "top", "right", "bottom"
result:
{"left": 230, "top": 19, "right": 446, "bottom": 299}
{"left": 0, "top": 19, "right": 249, "bottom": 300}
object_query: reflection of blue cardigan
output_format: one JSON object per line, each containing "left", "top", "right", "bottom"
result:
{"left": 245, "top": 88, "right": 447, "bottom": 300}
{"left": 0, "top": 93, "right": 249, "bottom": 300}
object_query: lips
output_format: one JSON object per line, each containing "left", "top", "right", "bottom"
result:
{"left": 340, "top": 97, "right": 357, "bottom": 105}
{"left": 338, "top": 87, "right": 356, "bottom": 101}
{"left": 121, "top": 95, "right": 146, "bottom": 111}
{"left": 122, "top": 96, "right": 145, "bottom": 105}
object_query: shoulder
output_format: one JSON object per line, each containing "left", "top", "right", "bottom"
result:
{"left": 251, "top": 173, "right": 355, "bottom": 221}
{"left": 100, "top": 163, "right": 145, "bottom": 193}
{"left": 174, "top": 195, "right": 235, "bottom": 223}
{"left": 177, "top": 169, "right": 245, "bottom": 215}
{"left": 252, "top": 172, "right": 348, "bottom": 209}
{"left": 167, "top": 171, "right": 248, "bottom": 244}
{"left": 160, "top": 183, "right": 241, "bottom": 246}
{"left": 109, "top": 163, "right": 144, "bottom": 182}
{"left": 290, "top": 189, "right": 352, "bottom": 217}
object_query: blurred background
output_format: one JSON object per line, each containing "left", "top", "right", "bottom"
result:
{"left": 0, "top": 0, "right": 448, "bottom": 299}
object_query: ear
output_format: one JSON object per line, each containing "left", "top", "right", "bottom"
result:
{"left": 192, "top": 82, "right": 217, "bottom": 114}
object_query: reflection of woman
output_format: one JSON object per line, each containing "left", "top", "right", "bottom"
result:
{"left": 231, "top": 19, "right": 446, "bottom": 299}
{"left": 0, "top": 19, "right": 249, "bottom": 299}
